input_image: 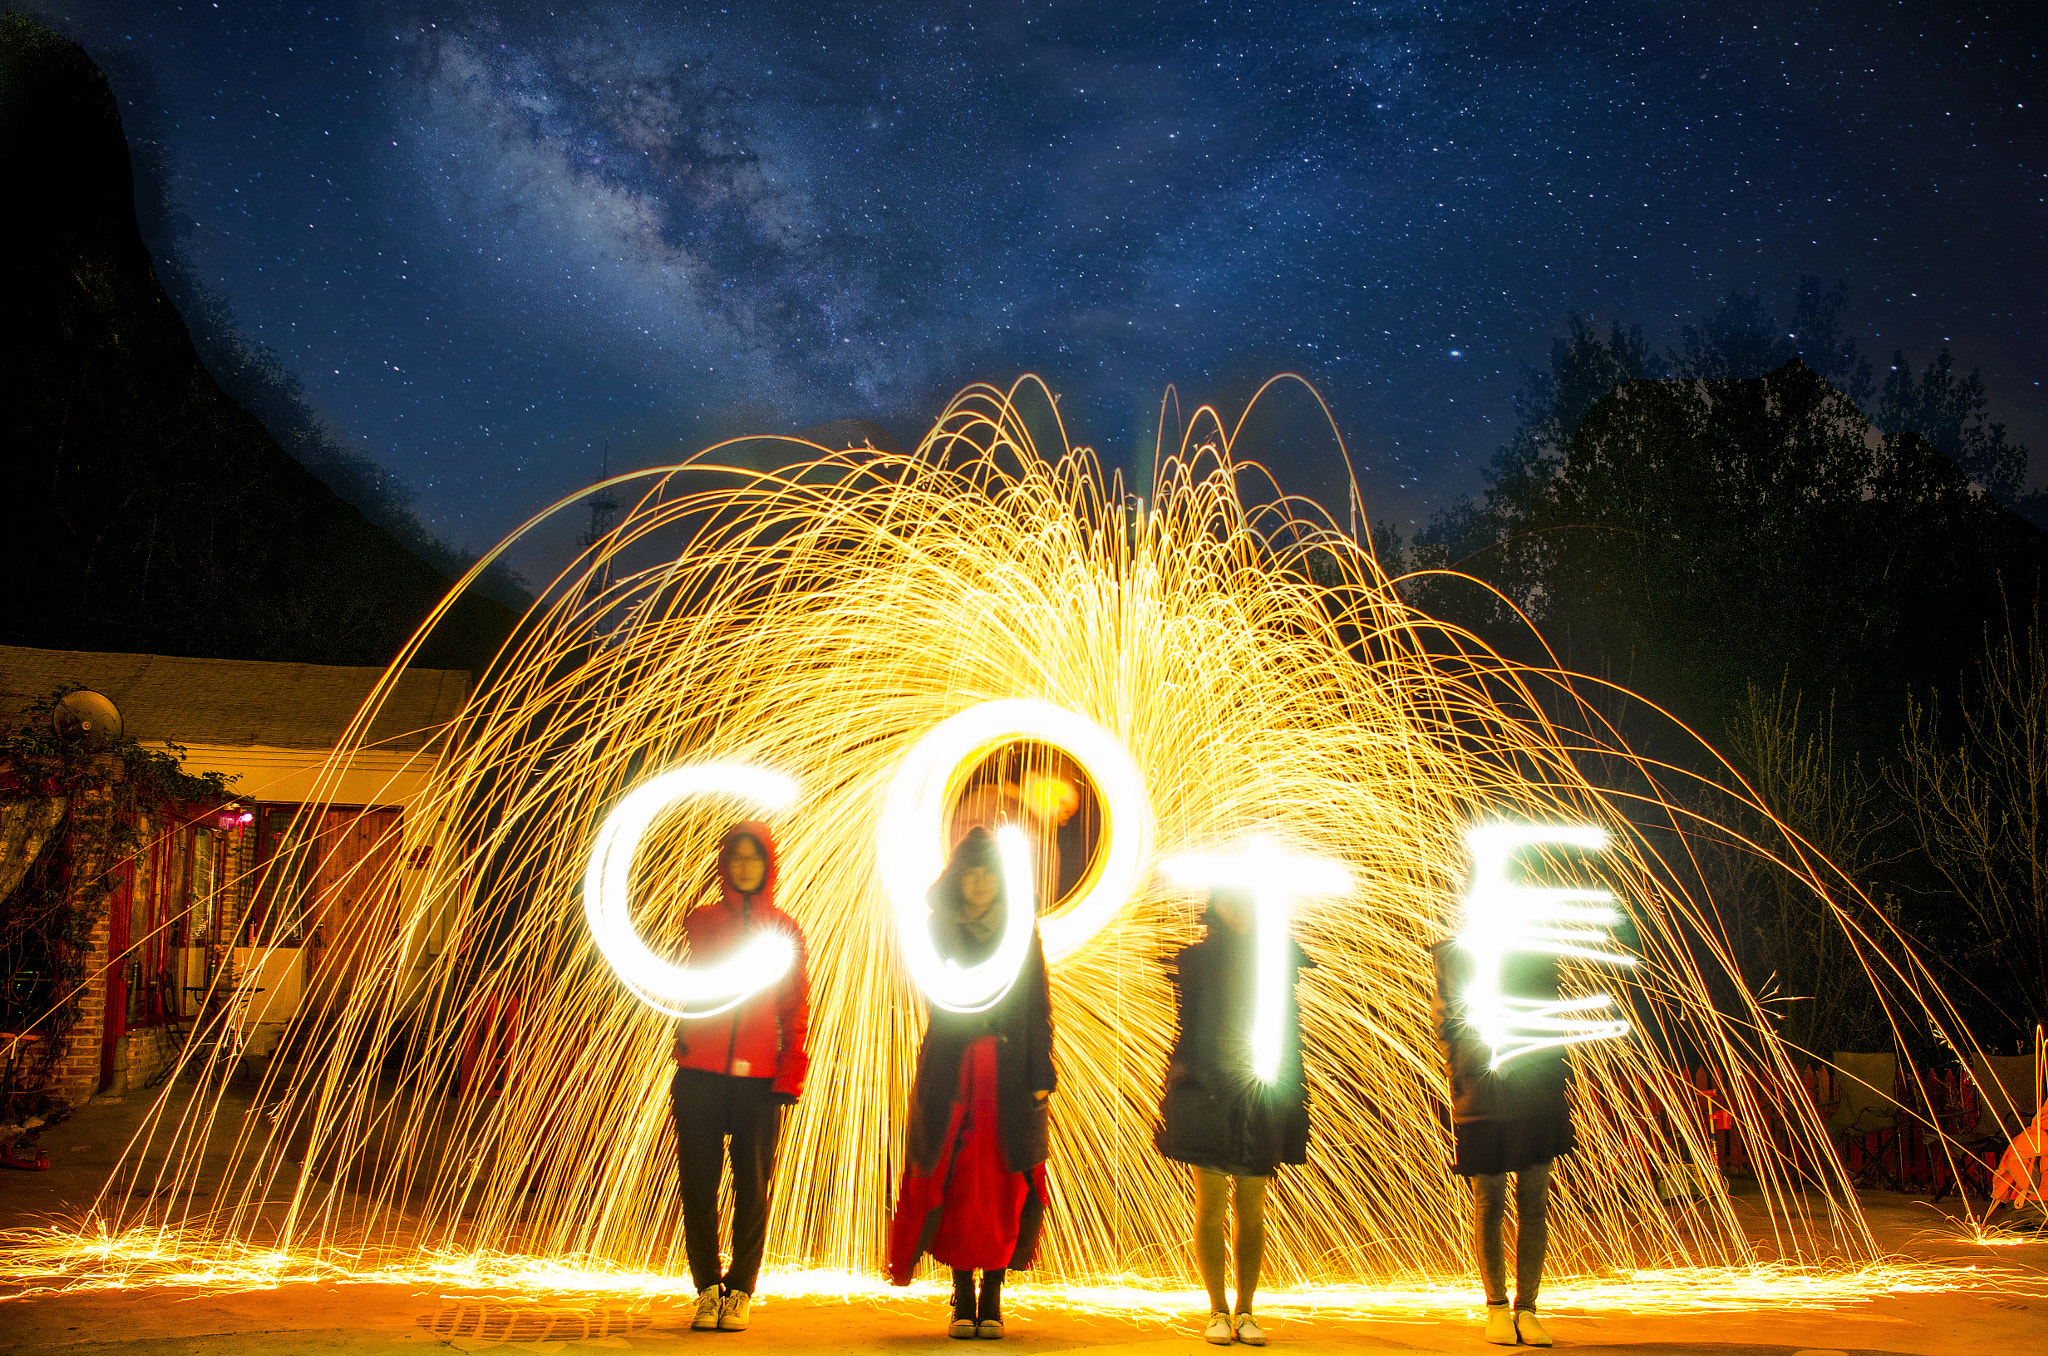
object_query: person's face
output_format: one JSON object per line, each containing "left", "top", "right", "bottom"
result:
{"left": 725, "top": 835, "right": 767, "bottom": 894}
{"left": 1212, "top": 897, "right": 1253, "bottom": 934}
{"left": 1023, "top": 775, "right": 1081, "bottom": 825}
{"left": 960, "top": 865, "right": 999, "bottom": 918}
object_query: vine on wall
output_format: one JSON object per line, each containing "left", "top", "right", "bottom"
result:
{"left": 1, "top": 685, "right": 235, "bottom": 1118}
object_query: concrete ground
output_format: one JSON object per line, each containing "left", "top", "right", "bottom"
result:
{"left": 1, "top": 1090, "right": 2042, "bottom": 1355}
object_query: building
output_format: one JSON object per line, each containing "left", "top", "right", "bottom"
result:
{"left": 1, "top": 645, "right": 468, "bottom": 1106}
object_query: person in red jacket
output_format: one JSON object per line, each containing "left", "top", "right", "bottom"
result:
{"left": 672, "top": 821, "right": 811, "bottom": 1334}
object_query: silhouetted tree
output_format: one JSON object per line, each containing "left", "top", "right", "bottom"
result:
{"left": 1877, "top": 348, "right": 2028, "bottom": 507}
{"left": 1892, "top": 607, "right": 2048, "bottom": 1037}
{"left": 1693, "top": 681, "right": 1900, "bottom": 1057}
{"left": 1404, "top": 279, "right": 2038, "bottom": 759}
{"left": 1389, "top": 280, "right": 2046, "bottom": 1047}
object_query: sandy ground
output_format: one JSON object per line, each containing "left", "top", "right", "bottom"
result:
{"left": 1, "top": 1088, "right": 2042, "bottom": 1355}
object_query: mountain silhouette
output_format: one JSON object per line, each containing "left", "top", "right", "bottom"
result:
{"left": 0, "top": 13, "right": 517, "bottom": 674}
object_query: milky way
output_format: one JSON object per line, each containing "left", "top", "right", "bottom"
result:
{"left": 38, "top": 1, "right": 2046, "bottom": 575}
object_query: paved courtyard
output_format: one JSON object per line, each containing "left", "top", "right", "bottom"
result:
{"left": 1, "top": 1091, "right": 2041, "bottom": 1355}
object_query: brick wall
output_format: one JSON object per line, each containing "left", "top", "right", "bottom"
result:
{"left": 41, "top": 762, "right": 120, "bottom": 1108}
{"left": 11, "top": 773, "right": 259, "bottom": 1109}
{"left": 47, "top": 897, "right": 110, "bottom": 1106}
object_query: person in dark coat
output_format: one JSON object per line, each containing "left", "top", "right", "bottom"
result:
{"left": 1156, "top": 887, "right": 1314, "bottom": 1347}
{"left": 1430, "top": 940, "right": 1574, "bottom": 1348}
{"left": 670, "top": 822, "right": 811, "bottom": 1334}
{"left": 887, "top": 828, "right": 1057, "bottom": 1339}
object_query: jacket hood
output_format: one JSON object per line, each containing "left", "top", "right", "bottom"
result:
{"left": 717, "top": 819, "right": 781, "bottom": 903}
{"left": 1201, "top": 884, "right": 1256, "bottom": 938}
{"left": 925, "top": 827, "right": 1011, "bottom": 954}
{"left": 928, "top": 825, "right": 1007, "bottom": 918}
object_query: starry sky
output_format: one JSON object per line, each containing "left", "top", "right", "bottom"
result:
{"left": 33, "top": 1, "right": 2047, "bottom": 580}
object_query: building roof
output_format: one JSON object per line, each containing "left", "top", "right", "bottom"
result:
{"left": 0, "top": 646, "right": 469, "bottom": 752}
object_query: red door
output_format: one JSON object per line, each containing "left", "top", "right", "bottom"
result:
{"left": 99, "top": 862, "right": 134, "bottom": 1092}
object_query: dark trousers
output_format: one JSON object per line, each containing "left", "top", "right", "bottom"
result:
{"left": 671, "top": 1067, "right": 783, "bottom": 1293}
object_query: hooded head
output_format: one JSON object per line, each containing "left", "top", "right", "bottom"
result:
{"left": 928, "top": 825, "right": 1007, "bottom": 952}
{"left": 717, "top": 820, "right": 780, "bottom": 904}
{"left": 1202, "top": 885, "right": 1255, "bottom": 940}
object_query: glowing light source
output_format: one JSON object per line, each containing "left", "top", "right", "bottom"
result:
{"left": 889, "top": 824, "right": 1041, "bottom": 1015}
{"left": 582, "top": 763, "right": 799, "bottom": 1019}
{"left": 33, "top": 377, "right": 1947, "bottom": 1293}
{"left": 876, "top": 697, "right": 1153, "bottom": 964}
{"left": 1457, "top": 824, "right": 1635, "bottom": 1070}
{"left": 1162, "top": 836, "right": 1351, "bottom": 1082}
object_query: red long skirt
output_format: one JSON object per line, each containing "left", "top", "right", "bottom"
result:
{"left": 888, "top": 1036, "right": 1045, "bottom": 1282}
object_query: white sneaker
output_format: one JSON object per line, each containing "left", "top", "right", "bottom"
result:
{"left": 1204, "top": 1312, "right": 1233, "bottom": 1345}
{"left": 1483, "top": 1304, "right": 1516, "bottom": 1345}
{"left": 692, "top": 1286, "right": 722, "bottom": 1331}
{"left": 1232, "top": 1313, "right": 1265, "bottom": 1346}
{"left": 718, "top": 1290, "right": 752, "bottom": 1331}
{"left": 1514, "top": 1309, "right": 1552, "bottom": 1347}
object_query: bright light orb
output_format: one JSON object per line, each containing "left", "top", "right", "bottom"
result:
{"left": 1163, "top": 836, "right": 1352, "bottom": 1083}
{"left": 583, "top": 763, "right": 799, "bottom": 1019}
{"left": 877, "top": 698, "right": 1153, "bottom": 967}
{"left": 1457, "top": 824, "right": 1635, "bottom": 1070}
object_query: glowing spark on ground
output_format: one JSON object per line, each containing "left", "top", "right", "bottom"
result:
{"left": 2, "top": 1227, "right": 2030, "bottom": 1320}
{"left": 1955, "top": 1220, "right": 2048, "bottom": 1248}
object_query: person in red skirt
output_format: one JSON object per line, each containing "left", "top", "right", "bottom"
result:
{"left": 888, "top": 827, "right": 1057, "bottom": 1338}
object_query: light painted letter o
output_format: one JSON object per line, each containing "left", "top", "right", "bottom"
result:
{"left": 877, "top": 698, "right": 1153, "bottom": 966}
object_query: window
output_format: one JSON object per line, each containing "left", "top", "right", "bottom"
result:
{"left": 250, "top": 805, "right": 321, "bottom": 947}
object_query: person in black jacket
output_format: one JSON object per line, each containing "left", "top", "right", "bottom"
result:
{"left": 887, "top": 828, "right": 1057, "bottom": 1339}
{"left": 1156, "top": 887, "right": 1314, "bottom": 1347}
{"left": 1430, "top": 940, "right": 1573, "bottom": 1349}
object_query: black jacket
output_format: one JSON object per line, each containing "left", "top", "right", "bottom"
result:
{"left": 1430, "top": 940, "right": 1572, "bottom": 1125}
{"left": 904, "top": 915, "right": 1057, "bottom": 1176}
{"left": 1156, "top": 929, "right": 1314, "bottom": 1175}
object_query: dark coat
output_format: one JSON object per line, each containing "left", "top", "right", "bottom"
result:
{"left": 903, "top": 914, "right": 1057, "bottom": 1177}
{"left": 1156, "top": 928, "right": 1314, "bottom": 1176}
{"left": 1429, "top": 940, "right": 1571, "bottom": 1125}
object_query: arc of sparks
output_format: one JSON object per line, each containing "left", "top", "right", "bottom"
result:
{"left": 43, "top": 377, "right": 1920, "bottom": 1294}
{"left": 1162, "top": 836, "right": 1352, "bottom": 1083}
{"left": 1457, "top": 824, "right": 1635, "bottom": 1069}
{"left": 582, "top": 763, "right": 799, "bottom": 1019}
{"left": 876, "top": 697, "right": 1153, "bottom": 967}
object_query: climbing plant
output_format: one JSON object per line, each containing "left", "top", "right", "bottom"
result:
{"left": 1, "top": 686, "right": 235, "bottom": 1118}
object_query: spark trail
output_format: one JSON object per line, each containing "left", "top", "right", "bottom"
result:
{"left": 2, "top": 377, "right": 1977, "bottom": 1298}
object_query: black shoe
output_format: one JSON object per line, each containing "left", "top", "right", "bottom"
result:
{"left": 951, "top": 1270, "right": 977, "bottom": 1338}
{"left": 977, "top": 1268, "right": 1004, "bottom": 1335}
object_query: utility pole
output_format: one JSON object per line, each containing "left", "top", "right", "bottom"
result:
{"left": 580, "top": 440, "right": 619, "bottom": 552}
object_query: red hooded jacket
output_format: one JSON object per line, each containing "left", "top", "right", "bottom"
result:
{"left": 671, "top": 821, "right": 812, "bottom": 1100}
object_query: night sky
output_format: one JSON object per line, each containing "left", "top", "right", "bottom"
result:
{"left": 32, "top": 1, "right": 2046, "bottom": 582}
